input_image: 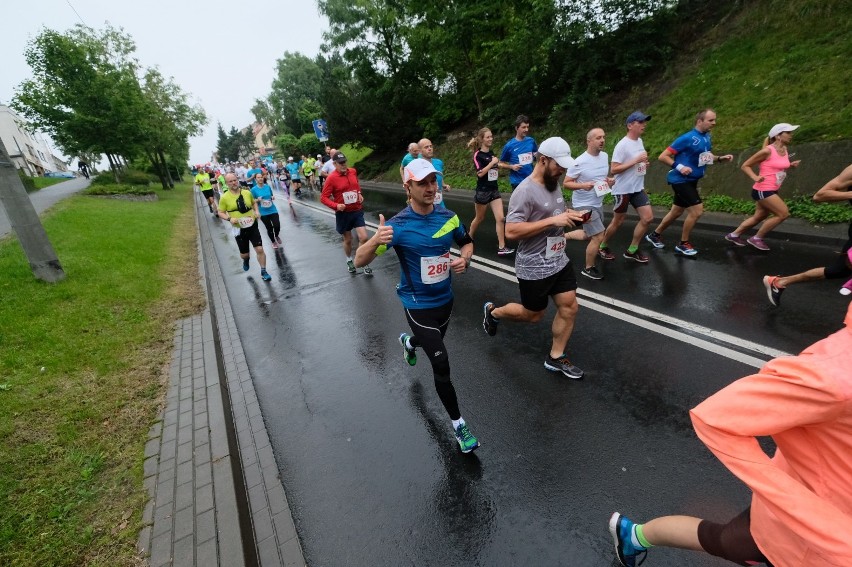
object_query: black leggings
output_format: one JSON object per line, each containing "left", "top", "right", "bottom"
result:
{"left": 404, "top": 300, "right": 460, "bottom": 421}
{"left": 697, "top": 507, "right": 772, "bottom": 566}
{"left": 260, "top": 213, "right": 281, "bottom": 242}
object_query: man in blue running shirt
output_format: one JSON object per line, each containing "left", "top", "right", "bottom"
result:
{"left": 499, "top": 114, "right": 538, "bottom": 190}
{"left": 646, "top": 109, "right": 733, "bottom": 256}
{"left": 354, "top": 158, "right": 479, "bottom": 454}
{"left": 417, "top": 138, "right": 451, "bottom": 208}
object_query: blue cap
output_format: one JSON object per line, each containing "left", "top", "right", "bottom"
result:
{"left": 626, "top": 111, "right": 652, "bottom": 125}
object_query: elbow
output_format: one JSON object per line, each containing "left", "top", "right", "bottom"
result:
{"left": 504, "top": 226, "right": 519, "bottom": 240}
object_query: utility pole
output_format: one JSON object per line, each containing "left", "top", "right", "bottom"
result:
{"left": 0, "top": 140, "right": 65, "bottom": 282}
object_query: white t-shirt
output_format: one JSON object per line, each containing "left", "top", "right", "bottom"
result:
{"left": 611, "top": 136, "right": 646, "bottom": 195}
{"left": 322, "top": 160, "right": 335, "bottom": 175}
{"left": 567, "top": 151, "right": 609, "bottom": 209}
{"left": 235, "top": 166, "right": 248, "bottom": 182}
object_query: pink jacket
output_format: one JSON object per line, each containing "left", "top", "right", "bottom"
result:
{"left": 691, "top": 303, "right": 852, "bottom": 566}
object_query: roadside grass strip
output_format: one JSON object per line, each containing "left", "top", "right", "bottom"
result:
{"left": 0, "top": 183, "right": 203, "bottom": 566}
{"left": 32, "top": 177, "right": 70, "bottom": 190}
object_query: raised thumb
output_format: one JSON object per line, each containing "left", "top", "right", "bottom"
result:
{"left": 378, "top": 214, "right": 385, "bottom": 225}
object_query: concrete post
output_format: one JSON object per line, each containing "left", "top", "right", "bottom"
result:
{"left": 0, "top": 141, "right": 65, "bottom": 282}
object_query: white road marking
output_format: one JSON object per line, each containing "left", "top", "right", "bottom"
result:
{"left": 291, "top": 198, "right": 792, "bottom": 369}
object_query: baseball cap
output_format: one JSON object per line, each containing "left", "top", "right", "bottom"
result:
{"left": 287, "top": 156, "right": 293, "bottom": 161}
{"left": 626, "top": 111, "right": 652, "bottom": 125}
{"left": 537, "top": 137, "right": 574, "bottom": 169}
{"left": 768, "top": 123, "right": 799, "bottom": 138}
{"left": 333, "top": 152, "right": 348, "bottom": 163}
{"left": 403, "top": 158, "right": 438, "bottom": 182}
{"left": 317, "top": 154, "right": 322, "bottom": 158}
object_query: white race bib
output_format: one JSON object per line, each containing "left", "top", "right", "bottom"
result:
{"left": 594, "top": 181, "right": 611, "bottom": 197}
{"left": 545, "top": 236, "right": 566, "bottom": 259}
{"left": 698, "top": 151, "right": 714, "bottom": 166}
{"left": 487, "top": 169, "right": 498, "bottom": 181}
{"left": 433, "top": 191, "right": 443, "bottom": 204}
{"left": 261, "top": 199, "right": 272, "bottom": 208}
{"left": 518, "top": 152, "right": 533, "bottom": 165}
{"left": 636, "top": 162, "right": 647, "bottom": 176}
{"left": 420, "top": 253, "right": 450, "bottom": 284}
{"left": 776, "top": 171, "right": 787, "bottom": 186}
{"left": 237, "top": 216, "right": 255, "bottom": 229}
{"left": 342, "top": 191, "right": 358, "bottom": 204}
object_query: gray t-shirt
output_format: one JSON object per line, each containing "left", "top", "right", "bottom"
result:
{"left": 506, "top": 177, "right": 570, "bottom": 280}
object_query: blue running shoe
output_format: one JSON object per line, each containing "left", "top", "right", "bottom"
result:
{"left": 242, "top": 258, "right": 250, "bottom": 271}
{"left": 260, "top": 269, "right": 272, "bottom": 282}
{"left": 609, "top": 512, "right": 647, "bottom": 567}
{"left": 454, "top": 423, "right": 480, "bottom": 453}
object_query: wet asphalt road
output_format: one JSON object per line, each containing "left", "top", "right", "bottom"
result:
{"left": 202, "top": 185, "right": 848, "bottom": 567}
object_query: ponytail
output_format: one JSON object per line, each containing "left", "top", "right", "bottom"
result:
{"left": 466, "top": 137, "right": 478, "bottom": 149}
{"left": 762, "top": 137, "right": 773, "bottom": 148}
{"left": 468, "top": 127, "right": 491, "bottom": 151}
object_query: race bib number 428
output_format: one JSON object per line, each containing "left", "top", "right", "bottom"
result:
{"left": 421, "top": 253, "right": 451, "bottom": 284}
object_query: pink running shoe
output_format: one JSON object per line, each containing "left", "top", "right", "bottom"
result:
{"left": 747, "top": 236, "right": 770, "bottom": 251}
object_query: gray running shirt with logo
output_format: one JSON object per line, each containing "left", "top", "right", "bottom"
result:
{"left": 506, "top": 177, "right": 570, "bottom": 281}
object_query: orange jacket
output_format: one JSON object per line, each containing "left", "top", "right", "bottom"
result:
{"left": 691, "top": 303, "right": 852, "bottom": 566}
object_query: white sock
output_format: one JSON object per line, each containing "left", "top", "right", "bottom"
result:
{"left": 451, "top": 417, "right": 465, "bottom": 430}
{"left": 404, "top": 336, "right": 413, "bottom": 350}
{"left": 347, "top": 255, "right": 353, "bottom": 261}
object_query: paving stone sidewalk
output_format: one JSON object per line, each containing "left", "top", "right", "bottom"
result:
{"left": 137, "top": 197, "right": 305, "bottom": 566}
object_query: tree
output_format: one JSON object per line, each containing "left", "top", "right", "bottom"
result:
{"left": 263, "top": 52, "right": 325, "bottom": 136}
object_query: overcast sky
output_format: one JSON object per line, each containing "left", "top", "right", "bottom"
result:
{"left": 2, "top": 0, "right": 326, "bottom": 165}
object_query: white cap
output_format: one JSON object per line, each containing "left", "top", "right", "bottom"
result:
{"left": 403, "top": 158, "right": 438, "bottom": 182}
{"left": 287, "top": 156, "right": 293, "bottom": 161}
{"left": 768, "top": 123, "right": 799, "bottom": 138}
{"left": 537, "top": 137, "right": 574, "bottom": 168}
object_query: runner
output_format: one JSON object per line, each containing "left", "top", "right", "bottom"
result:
{"left": 564, "top": 128, "right": 615, "bottom": 280}
{"left": 646, "top": 109, "right": 734, "bottom": 256}
{"left": 598, "top": 112, "right": 655, "bottom": 263}
{"left": 217, "top": 173, "right": 272, "bottom": 281}
{"left": 610, "top": 301, "right": 852, "bottom": 566}
{"left": 267, "top": 159, "right": 280, "bottom": 192}
{"left": 354, "top": 158, "right": 479, "bottom": 453}
{"left": 399, "top": 142, "right": 420, "bottom": 181}
{"left": 762, "top": 164, "right": 852, "bottom": 306}
{"left": 250, "top": 173, "right": 283, "bottom": 250}
{"left": 194, "top": 166, "right": 217, "bottom": 216}
{"left": 498, "top": 114, "right": 538, "bottom": 190}
{"left": 301, "top": 154, "right": 316, "bottom": 191}
{"left": 467, "top": 127, "right": 514, "bottom": 255}
{"left": 285, "top": 157, "right": 302, "bottom": 196}
{"left": 235, "top": 162, "right": 249, "bottom": 188}
{"left": 315, "top": 154, "right": 326, "bottom": 191}
{"left": 245, "top": 159, "right": 263, "bottom": 188}
{"left": 417, "top": 138, "right": 450, "bottom": 207}
{"left": 482, "top": 137, "right": 586, "bottom": 379}
{"left": 725, "top": 123, "right": 802, "bottom": 251}
{"left": 320, "top": 152, "right": 372, "bottom": 275}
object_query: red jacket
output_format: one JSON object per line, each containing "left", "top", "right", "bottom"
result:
{"left": 321, "top": 167, "right": 362, "bottom": 213}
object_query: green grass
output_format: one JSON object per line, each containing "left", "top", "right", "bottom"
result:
{"left": 0, "top": 184, "right": 203, "bottom": 566}
{"left": 338, "top": 143, "right": 373, "bottom": 166}
{"left": 83, "top": 183, "right": 155, "bottom": 196}
{"left": 32, "top": 177, "right": 71, "bottom": 190}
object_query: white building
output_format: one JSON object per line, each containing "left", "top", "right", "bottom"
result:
{"left": 0, "top": 104, "right": 69, "bottom": 176}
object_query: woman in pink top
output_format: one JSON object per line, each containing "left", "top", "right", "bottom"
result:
{"left": 610, "top": 301, "right": 852, "bottom": 566}
{"left": 725, "top": 123, "right": 802, "bottom": 251}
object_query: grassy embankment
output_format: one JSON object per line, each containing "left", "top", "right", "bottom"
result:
{"left": 367, "top": 0, "right": 852, "bottom": 224}
{"left": 32, "top": 177, "right": 71, "bottom": 190}
{"left": 0, "top": 182, "right": 203, "bottom": 566}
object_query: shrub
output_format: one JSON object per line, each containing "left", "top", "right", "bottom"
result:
{"left": 121, "top": 170, "right": 152, "bottom": 186}
{"left": 84, "top": 184, "right": 154, "bottom": 196}
{"left": 17, "top": 169, "right": 36, "bottom": 192}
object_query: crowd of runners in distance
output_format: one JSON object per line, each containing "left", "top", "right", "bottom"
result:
{"left": 195, "top": 111, "right": 851, "bottom": 567}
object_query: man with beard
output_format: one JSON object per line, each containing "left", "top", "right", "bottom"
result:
{"left": 482, "top": 137, "right": 587, "bottom": 379}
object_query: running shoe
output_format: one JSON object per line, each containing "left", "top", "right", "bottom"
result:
{"left": 598, "top": 246, "right": 616, "bottom": 260}
{"left": 260, "top": 269, "right": 272, "bottom": 282}
{"left": 364, "top": 266, "right": 373, "bottom": 276}
{"left": 275, "top": 235, "right": 282, "bottom": 245}
{"left": 272, "top": 241, "right": 279, "bottom": 250}
{"left": 347, "top": 260, "right": 356, "bottom": 274}
{"left": 209, "top": 204, "right": 214, "bottom": 213}
{"left": 747, "top": 236, "right": 770, "bottom": 251}
{"left": 454, "top": 423, "right": 480, "bottom": 454}
{"left": 482, "top": 301, "right": 498, "bottom": 336}
{"left": 623, "top": 250, "right": 649, "bottom": 263}
{"left": 674, "top": 241, "right": 698, "bottom": 256}
{"left": 840, "top": 278, "right": 852, "bottom": 296}
{"left": 581, "top": 266, "right": 603, "bottom": 280}
{"left": 242, "top": 258, "right": 250, "bottom": 272}
{"left": 724, "top": 233, "right": 747, "bottom": 247}
{"left": 763, "top": 275, "right": 784, "bottom": 307}
{"left": 644, "top": 232, "right": 664, "bottom": 249}
{"left": 497, "top": 247, "right": 515, "bottom": 256}
{"left": 609, "top": 512, "right": 648, "bottom": 567}
{"left": 544, "top": 354, "right": 584, "bottom": 379}
{"left": 398, "top": 333, "right": 416, "bottom": 366}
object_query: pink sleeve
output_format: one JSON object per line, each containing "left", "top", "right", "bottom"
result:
{"left": 690, "top": 357, "right": 852, "bottom": 559}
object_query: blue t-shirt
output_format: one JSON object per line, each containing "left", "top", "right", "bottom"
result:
{"left": 246, "top": 168, "right": 263, "bottom": 187}
{"left": 376, "top": 206, "right": 469, "bottom": 309}
{"left": 666, "top": 128, "right": 713, "bottom": 184}
{"left": 285, "top": 163, "right": 301, "bottom": 180}
{"left": 250, "top": 184, "right": 277, "bottom": 215}
{"left": 499, "top": 136, "right": 538, "bottom": 186}
{"left": 401, "top": 153, "right": 416, "bottom": 168}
